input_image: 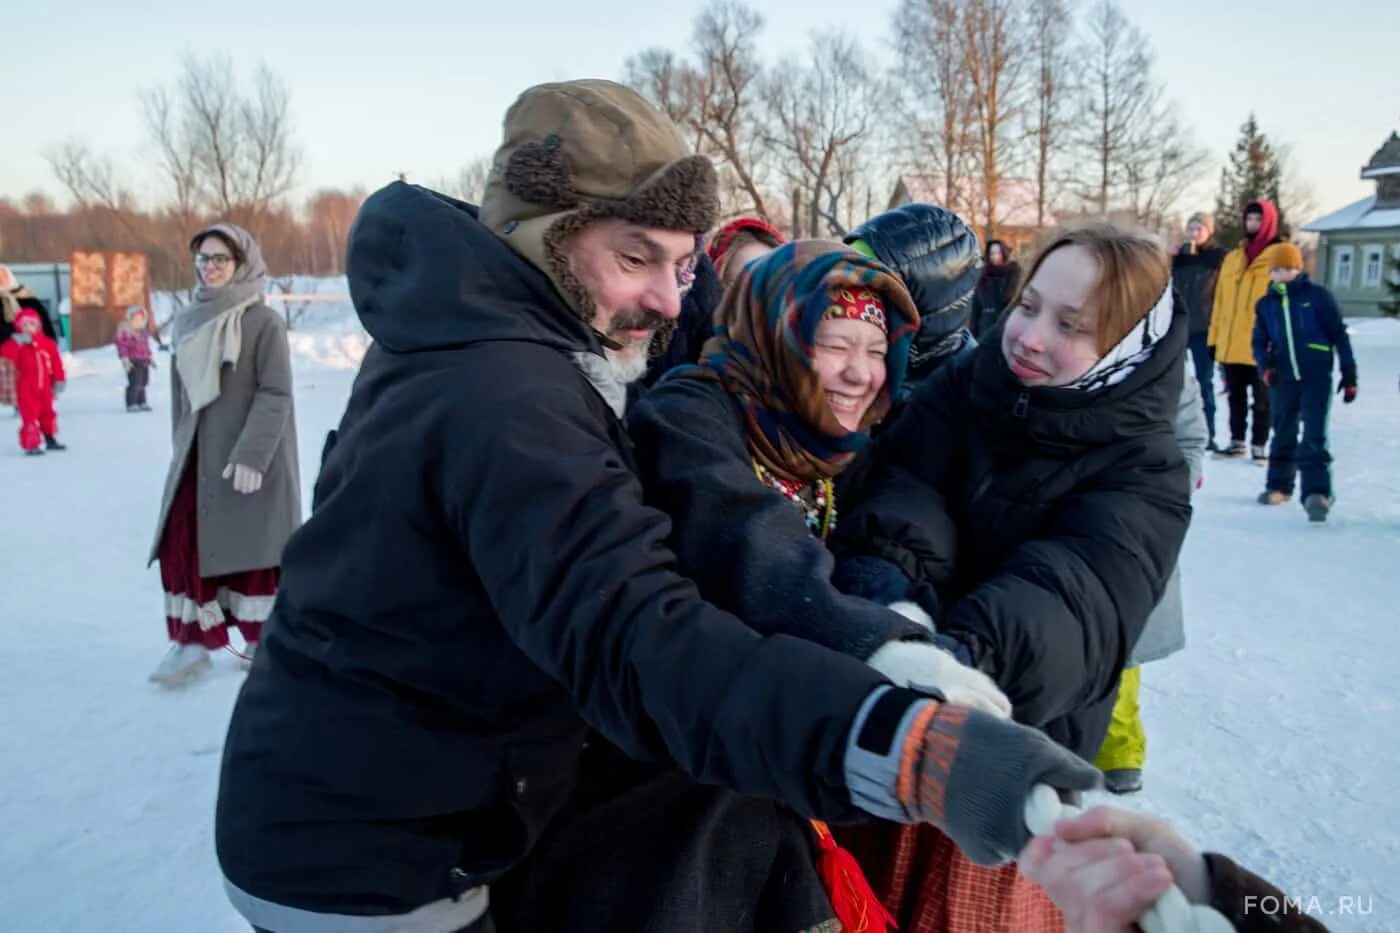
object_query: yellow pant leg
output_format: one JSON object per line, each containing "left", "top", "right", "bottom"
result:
{"left": 1094, "top": 666, "right": 1145, "bottom": 772}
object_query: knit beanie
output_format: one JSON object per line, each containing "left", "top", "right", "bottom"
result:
{"left": 478, "top": 79, "right": 719, "bottom": 325}
{"left": 1271, "top": 242, "right": 1304, "bottom": 271}
{"left": 707, "top": 217, "right": 787, "bottom": 271}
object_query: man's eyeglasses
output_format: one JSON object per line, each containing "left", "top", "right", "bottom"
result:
{"left": 195, "top": 253, "right": 234, "bottom": 269}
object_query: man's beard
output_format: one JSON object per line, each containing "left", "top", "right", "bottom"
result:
{"left": 603, "top": 345, "right": 651, "bottom": 384}
{"left": 603, "top": 308, "right": 665, "bottom": 384}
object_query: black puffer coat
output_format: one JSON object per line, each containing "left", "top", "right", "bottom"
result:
{"left": 1172, "top": 242, "right": 1226, "bottom": 337}
{"left": 845, "top": 203, "right": 981, "bottom": 392}
{"left": 216, "top": 182, "right": 892, "bottom": 917}
{"left": 832, "top": 304, "right": 1193, "bottom": 757}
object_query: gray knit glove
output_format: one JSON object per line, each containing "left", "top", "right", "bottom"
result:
{"left": 846, "top": 687, "right": 1101, "bottom": 866}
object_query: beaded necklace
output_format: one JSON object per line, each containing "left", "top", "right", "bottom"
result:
{"left": 751, "top": 460, "right": 837, "bottom": 541}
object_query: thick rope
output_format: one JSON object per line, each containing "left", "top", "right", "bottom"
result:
{"left": 1023, "top": 785, "right": 1235, "bottom": 933}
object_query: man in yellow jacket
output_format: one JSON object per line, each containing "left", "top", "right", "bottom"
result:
{"left": 1208, "top": 199, "right": 1285, "bottom": 460}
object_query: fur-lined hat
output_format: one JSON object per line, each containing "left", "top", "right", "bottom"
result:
{"left": 478, "top": 79, "right": 719, "bottom": 324}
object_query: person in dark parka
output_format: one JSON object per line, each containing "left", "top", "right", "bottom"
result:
{"left": 1172, "top": 211, "right": 1227, "bottom": 448}
{"left": 832, "top": 225, "right": 1193, "bottom": 761}
{"left": 1252, "top": 242, "right": 1357, "bottom": 522}
{"left": 969, "top": 238, "right": 1021, "bottom": 340}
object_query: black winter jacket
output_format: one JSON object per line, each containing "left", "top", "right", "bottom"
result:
{"left": 628, "top": 375, "right": 930, "bottom": 660}
{"left": 215, "top": 183, "right": 893, "bottom": 916}
{"left": 1172, "top": 242, "right": 1226, "bottom": 337}
{"left": 970, "top": 264, "right": 1022, "bottom": 340}
{"left": 832, "top": 305, "right": 1193, "bottom": 757}
{"left": 845, "top": 203, "right": 981, "bottom": 391}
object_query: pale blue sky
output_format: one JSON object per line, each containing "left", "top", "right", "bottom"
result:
{"left": 5, "top": 0, "right": 1396, "bottom": 223}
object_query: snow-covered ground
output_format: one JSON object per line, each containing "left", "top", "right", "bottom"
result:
{"left": 2, "top": 311, "right": 1398, "bottom": 932}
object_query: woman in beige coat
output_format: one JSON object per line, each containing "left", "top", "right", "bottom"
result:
{"left": 148, "top": 223, "right": 301, "bottom": 686}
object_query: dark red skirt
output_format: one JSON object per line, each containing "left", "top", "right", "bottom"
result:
{"left": 837, "top": 822, "right": 1064, "bottom": 933}
{"left": 158, "top": 457, "right": 278, "bottom": 650}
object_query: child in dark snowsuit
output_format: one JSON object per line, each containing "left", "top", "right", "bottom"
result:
{"left": 1252, "top": 242, "right": 1357, "bottom": 522}
{"left": 0, "top": 308, "right": 67, "bottom": 455}
{"left": 115, "top": 305, "right": 155, "bottom": 412}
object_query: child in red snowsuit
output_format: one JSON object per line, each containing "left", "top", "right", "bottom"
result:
{"left": 0, "top": 308, "right": 67, "bottom": 455}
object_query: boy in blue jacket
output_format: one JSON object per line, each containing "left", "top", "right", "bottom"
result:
{"left": 1252, "top": 242, "right": 1357, "bottom": 521}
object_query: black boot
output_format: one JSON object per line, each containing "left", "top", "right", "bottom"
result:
{"left": 44, "top": 434, "right": 66, "bottom": 451}
{"left": 24, "top": 448, "right": 45, "bottom": 457}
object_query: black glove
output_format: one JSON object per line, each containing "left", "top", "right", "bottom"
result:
{"left": 845, "top": 204, "right": 981, "bottom": 347}
{"left": 1339, "top": 372, "right": 1358, "bottom": 404}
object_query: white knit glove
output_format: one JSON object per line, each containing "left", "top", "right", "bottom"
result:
{"left": 866, "top": 640, "right": 1013, "bottom": 718}
{"left": 223, "top": 463, "right": 264, "bottom": 495}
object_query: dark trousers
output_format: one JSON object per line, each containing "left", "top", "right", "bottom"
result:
{"left": 1267, "top": 378, "right": 1333, "bottom": 499}
{"left": 125, "top": 359, "right": 150, "bottom": 408}
{"left": 1188, "top": 334, "right": 1217, "bottom": 443}
{"left": 1224, "top": 363, "right": 1270, "bottom": 447}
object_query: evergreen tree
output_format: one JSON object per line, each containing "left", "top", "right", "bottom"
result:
{"left": 1214, "top": 114, "right": 1284, "bottom": 248}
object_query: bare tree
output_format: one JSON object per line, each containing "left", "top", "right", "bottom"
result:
{"left": 437, "top": 155, "right": 493, "bottom": 204}
{"left": 1073, "top": 0, "right": 1138, "bottom": 216}
{"left": 1071, "top": 0, "right": 1206, "bottom": 227}
{"left": 1024, "top": 0, "right": 1075, "bottom": 227}
{"left": 894, "top": 0, "right": 976, "bottom": 217}
{"left": 625, "top": 2, "right": 773, "bottom": 220}
{"left": 1120, "top": 100, "right": 1208, "bottom": 231}
{"left": 45, "top": 141, "right": 127, "bottom": 213}
{"left": 766, "top": 32, "right": 879, "bottom": 237}
{"left": 623, "top": 49, "right": 703, "bottom": 151}
{"left": 956, "top": 0, "right": 1028, "bottom": 240}
{"left": 143, "top": 52, "right": 301, "bottom": 228}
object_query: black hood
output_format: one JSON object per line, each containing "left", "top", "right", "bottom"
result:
{"left": 969, "top": 295, "right": 1188, "bottom": 455}
{"left": 346, "top": 182, "right": 599, "bottom": 356}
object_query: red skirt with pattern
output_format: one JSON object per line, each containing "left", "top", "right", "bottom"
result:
{"left": 837, "top": 822, "right": 1064, "bottom": 933}
{"left": 158, "top": 458, "right": 278, "bottom": 650}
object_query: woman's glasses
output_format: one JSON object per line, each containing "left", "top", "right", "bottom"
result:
{"left": 194, "top": 253, "right": 234, "bottom": 269}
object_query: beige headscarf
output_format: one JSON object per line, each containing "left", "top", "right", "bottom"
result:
{"left": 175, "top": 224, "right": 267, "bottom": 413}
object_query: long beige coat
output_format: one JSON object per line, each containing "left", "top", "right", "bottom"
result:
{"left": 150, "top": 303, "right": 301, "bottom": 577}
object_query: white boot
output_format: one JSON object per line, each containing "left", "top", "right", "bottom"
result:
{"left": 148, "top": 643, "right": 212, "bottom": 686}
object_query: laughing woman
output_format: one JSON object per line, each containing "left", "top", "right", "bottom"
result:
{"left": 628, "top": 240, "right": 1010, "bottom": 707}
